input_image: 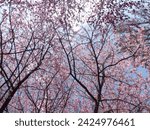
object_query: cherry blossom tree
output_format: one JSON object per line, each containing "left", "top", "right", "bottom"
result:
{"left": 0, "top": 0, "right": 71, "bottom": 112}
{"left": 0, "top": 0, "right": 150, "bottom": 113}
{"left": 57, "top": 0, "right": 150, "bottom": 112}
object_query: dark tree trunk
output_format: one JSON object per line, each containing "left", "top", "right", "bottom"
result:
{"left": 0, "top": 87, "right": 18, "bottom": 113}
{"left": 94, "top": 101, "right": 99, "bottom": 113}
